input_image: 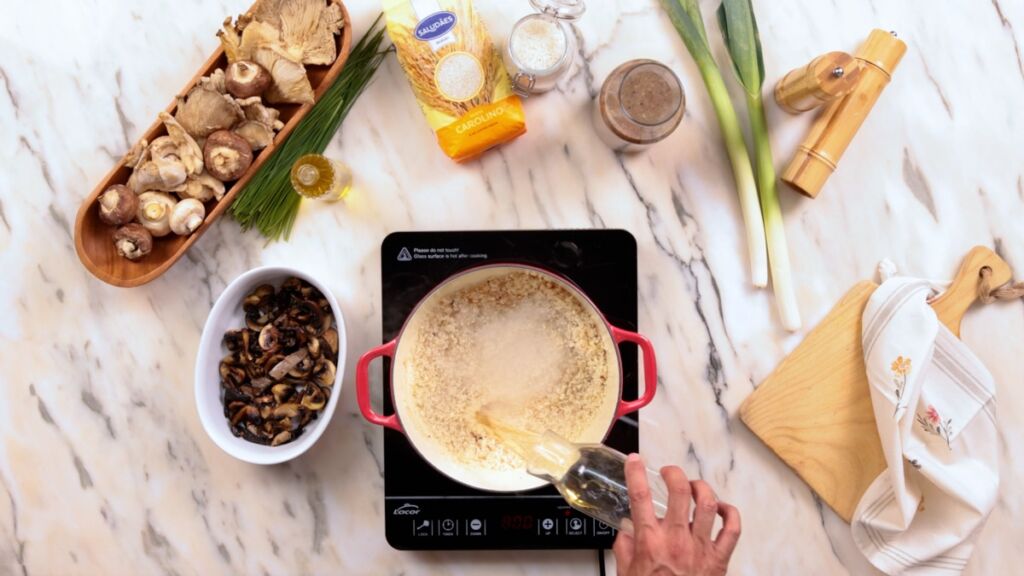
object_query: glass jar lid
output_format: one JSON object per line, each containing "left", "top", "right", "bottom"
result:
{"left": 619, "top": 62, "right": 683, "bottom": 127}
{"left": 529, "top": 0, "right": 586, "bottom": 20}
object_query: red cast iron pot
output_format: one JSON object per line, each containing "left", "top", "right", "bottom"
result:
{"left": 356, "top": 263, "right": 656, "bottom": 492}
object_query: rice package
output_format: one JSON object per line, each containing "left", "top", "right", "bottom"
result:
{"left": 383, "top": 0, "right": 526, "bottom": 162}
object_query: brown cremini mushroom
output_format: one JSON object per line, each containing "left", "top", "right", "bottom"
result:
{"left": 98, "top": 184, "right": 139, "bottom": 226}
{"left": 204, "top": 130, "right": 253, "bottom": 181}
{"left": 225, "top": 61, "right": 271, "bottom": 98}
{"left": 113, "top": 223, "right": 153, "bottom": 260}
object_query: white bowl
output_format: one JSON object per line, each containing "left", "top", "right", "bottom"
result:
{"left": 195, "top": 266, "right": 347, "bottom": 465}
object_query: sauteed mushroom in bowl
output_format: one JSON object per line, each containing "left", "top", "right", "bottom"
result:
{"left": 196, "top": 267, "right": 346, "bottom": 464}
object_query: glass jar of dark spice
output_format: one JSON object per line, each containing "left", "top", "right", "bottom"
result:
{"left": 593, "top": 59, "right": 685, "bottom": 151}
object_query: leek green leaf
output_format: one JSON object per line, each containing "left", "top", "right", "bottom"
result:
{"left": 716, "top": 0, "right": 765, "bottom": 95}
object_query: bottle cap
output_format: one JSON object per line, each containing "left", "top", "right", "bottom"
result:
{"left": 530, "top": 0, "right": 586, "bottom": 20}
{"left": 856, "top": 29, "right": 907, "bottom": 79}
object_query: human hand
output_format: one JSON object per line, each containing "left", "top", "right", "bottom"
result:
{"left": 613, "top": 454, "right": 741, "bottom": 575}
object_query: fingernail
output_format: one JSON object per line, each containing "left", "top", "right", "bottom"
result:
{"left": 627, "top": 453, "right": 640, "bottom": 463}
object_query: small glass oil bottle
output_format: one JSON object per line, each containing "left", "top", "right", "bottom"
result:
{"left": 526, "top": 431, "right": 669, "bottom": 534}
{"left": 477, "top": 409, "right": 668, "bottom": 534}
{"left": 290, "top": 154, "right": 352, "bottom": 202}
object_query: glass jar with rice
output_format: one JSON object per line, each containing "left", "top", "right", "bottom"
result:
{"left": 504, "top": 0, "right": 586, "bottom": 96}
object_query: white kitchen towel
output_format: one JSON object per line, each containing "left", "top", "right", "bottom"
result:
{"left": 852, "top": 277, "right": 999, "bottom": 575}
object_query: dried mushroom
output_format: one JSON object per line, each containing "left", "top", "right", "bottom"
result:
{"left": 252, "top": 0, "right": 345, "bottom": 65}
{"left": 159, "top": 112, "right": 205, "bottom": 175}
{"left": 232, "top": 97, "right": 284, "bottom": 150}
{"left": 174, "top": 83, "right": 244, "bottom": 139}
{"left": 254, "top": 43, "right": 315, "bottom": 104}
{"left": 197, "top": 68, "right": 228, "bottom": 94}
{"left": 128, "top": 113, "right": 203, "bottom": 193}
{"left": 233, "top": 121, "right": 274, "bottom": 151}
{"left": 219, "top": 277, "right": 337, "bottom": 446}
{"left": 123, "top": 139, "right": 148, "bottom": 168}
{"left": 204, "top": 130, "right": 253, "bottom": 181}
{"left": 219, "top": 18, "right": 315, "bottom": 104}
{"left": 180, "top": 172, "right": 226, "bottom": 202}
{"left": 225, "top": 61, "right": 271, "bottom": 98}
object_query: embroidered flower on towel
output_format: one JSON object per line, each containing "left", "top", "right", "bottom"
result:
{"left": 916, "top": 405, "right": 953, "bottom": 449}
{"left": 891, "top": 356, "right": 912, "bottom": 415}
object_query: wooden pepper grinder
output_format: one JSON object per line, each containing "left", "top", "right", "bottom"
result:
{"left": 774, "top": 52, "right": 862, "bottom": 114}
{"left": 782, "top": 30, "right": 907, "bottom": 198}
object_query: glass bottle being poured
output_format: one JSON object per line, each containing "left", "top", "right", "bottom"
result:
{"left": 477, "top": 406, "right": 668, "bottom": 534}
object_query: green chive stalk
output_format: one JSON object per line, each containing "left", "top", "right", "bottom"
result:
{"left": 661, "top": 0, "right": 768, "bottom": 288}
{"left": 717, "top": 0, "right": 800, "bottom": 330}
{"left": 231, "top": 16, "right": 390, "bottom": 240}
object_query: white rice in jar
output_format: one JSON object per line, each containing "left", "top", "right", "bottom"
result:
{"left": 510, "top": 16, "right": 567, "bottom": 72}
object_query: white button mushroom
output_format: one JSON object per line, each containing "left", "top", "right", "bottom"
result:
{"left": 170, "top": 198, "right": 207, "bottom": 236}
{"left": 137, "top": 191, "right": 177, "bottom": 237}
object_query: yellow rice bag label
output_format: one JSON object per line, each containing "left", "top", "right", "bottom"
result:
{"left": 383, "top": 0, "right": 526, "bottom": 162}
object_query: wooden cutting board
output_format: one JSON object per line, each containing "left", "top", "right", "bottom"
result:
{"left": 740, "top": 247, "right": 1012, "bottom": 522}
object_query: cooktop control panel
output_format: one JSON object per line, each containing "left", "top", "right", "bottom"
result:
{"left": 384, "top": 498, "right": 617, "bottom": 550}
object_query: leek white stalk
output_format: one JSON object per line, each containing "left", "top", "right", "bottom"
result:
{"left": 718, "top": 0, "right": 801, "bottom": 330}
{"left": 749, "top": 102, "right": 800, "bottom": 330}
{"left": 660, "top": 0, "right": 768, "bottom": 288}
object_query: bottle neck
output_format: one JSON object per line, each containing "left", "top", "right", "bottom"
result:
{"left": 526, "top": 431, "right": 579, "bottom": 482}
{"left": 296, "top": 164, "right": 321, "bottom": 187}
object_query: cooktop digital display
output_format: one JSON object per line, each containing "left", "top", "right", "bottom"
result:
{"left": 379, "top": 230, "right": 639, "bottom": 550}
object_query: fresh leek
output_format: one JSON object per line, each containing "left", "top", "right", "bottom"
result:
{"left": 660, "top": 0, "right": 768, "bottom": 288}
{"left": 717, "top": 0, "right": 800, "bottom": 330}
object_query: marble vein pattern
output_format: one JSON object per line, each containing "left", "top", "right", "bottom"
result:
{"left": 1, "top": 0, "right": 1023, "bottom": 574}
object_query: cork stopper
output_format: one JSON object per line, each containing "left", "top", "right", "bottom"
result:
{"left": 774, "top": 52, "right": 862, "bottom": 114}
{"left": 782, "top": 30, "right": 907, "bottom": 198}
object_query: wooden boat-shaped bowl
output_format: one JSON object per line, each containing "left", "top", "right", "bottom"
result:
{"left": 75, "top": 0, "right": 351, "bottom": 287}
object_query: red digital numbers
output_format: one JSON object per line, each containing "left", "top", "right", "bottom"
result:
{"left": 500, "top": 515, "right": 534, "bottom": 530}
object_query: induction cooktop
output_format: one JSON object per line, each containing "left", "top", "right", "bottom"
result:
{"left": 379, "top": 230, "right": 639, "bottom": 550}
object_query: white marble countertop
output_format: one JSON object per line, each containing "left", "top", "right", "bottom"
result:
{"left": 2, "top": 0, "right": 1023, "bottom": 574}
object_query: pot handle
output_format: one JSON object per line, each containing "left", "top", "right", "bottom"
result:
{"left": 355, "top": 339, "right": 403, "bottom": 433}
{"left": 610, "top": 326, "right": 657, "bottom": 419}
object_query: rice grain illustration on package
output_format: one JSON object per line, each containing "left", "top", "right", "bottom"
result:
{"left": 384, "top": 0, "right": 526, "bottom": 161}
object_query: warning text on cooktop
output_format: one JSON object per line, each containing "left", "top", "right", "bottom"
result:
{"left": 398, "top": 247, "right": 488, "bottom": 261}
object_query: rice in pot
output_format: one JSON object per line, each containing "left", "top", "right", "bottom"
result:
{"left": 408, "top": 270, "right": 611, "bottom": 470}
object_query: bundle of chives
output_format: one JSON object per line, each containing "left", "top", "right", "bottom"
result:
{"left": 230, "top": 16, "right": 390, "bottom": 240}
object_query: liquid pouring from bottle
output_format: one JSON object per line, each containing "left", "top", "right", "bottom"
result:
{"left": 476, "top": 406, "right": 668, "bottom": 534}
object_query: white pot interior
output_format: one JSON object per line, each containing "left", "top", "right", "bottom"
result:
{"left": 391, "top": 265, "right": 621, "bottom": 492}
